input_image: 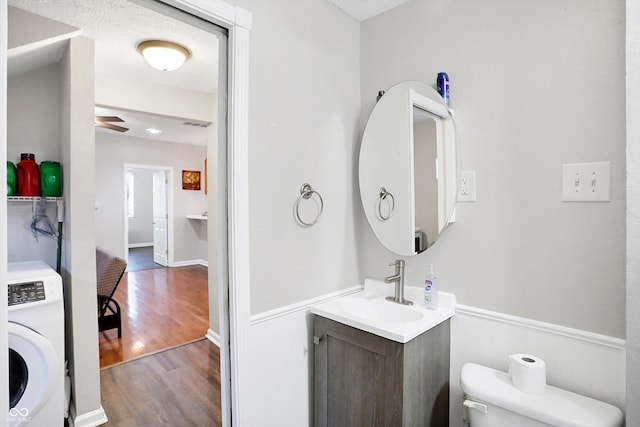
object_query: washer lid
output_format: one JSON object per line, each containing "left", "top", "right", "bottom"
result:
{"left": 460, "top": 363, "right": 623, "bottom": 427}
{"left": 8, "top": 322, "right": 59, "bottom": 424}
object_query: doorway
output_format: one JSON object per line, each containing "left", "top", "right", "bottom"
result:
{"left": 123, "top": 164, "right": 172, "bottom": 271}
{"left": 3, "top": 0, "right": 249, "bottom": 425}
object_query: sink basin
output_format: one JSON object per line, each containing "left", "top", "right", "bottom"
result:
{"left": 337, "top": 297, "right": 424, "bottom": 323}
{"left": 310, "top": 279, "right": 456, "bottom": 343}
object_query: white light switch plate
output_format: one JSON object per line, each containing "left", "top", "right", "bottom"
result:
{"left": 562, "top": 161, "right": 611, "bottom": 202}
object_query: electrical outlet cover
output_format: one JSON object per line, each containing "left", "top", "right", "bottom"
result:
{"left": 458, "top": 170, "right": 476, "bottom": 202}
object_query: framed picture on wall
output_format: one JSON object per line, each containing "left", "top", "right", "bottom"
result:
{"left": 182, "top": 170, "right": 201, "bottom": 191}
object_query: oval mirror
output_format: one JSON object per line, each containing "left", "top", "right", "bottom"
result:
{"left": 359, "top": 81, "right": 460, "bottom": 256}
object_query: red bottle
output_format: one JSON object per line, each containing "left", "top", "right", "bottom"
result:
{"left": 17, "top": 153, "right": 40, "bottom": 196}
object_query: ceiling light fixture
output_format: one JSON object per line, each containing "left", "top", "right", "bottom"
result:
{"left": 137, "top": 40, "right": 191, "bottom": 72}
{"left": 146, "top": 128, "right": 162, "bottom": 134}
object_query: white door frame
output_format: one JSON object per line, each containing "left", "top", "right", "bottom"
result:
{"left": 1, "top": 4, "right": 9, "bottom": 423}
{"left": 123, "top": 164, "right": 174, "bottom": 267}
{"left": 149, "top": 1, "right": 252, "bottom": 426}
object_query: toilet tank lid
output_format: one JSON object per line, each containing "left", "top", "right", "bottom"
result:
{"left": 460, "top": 363, "right": 623, "bottom": 427}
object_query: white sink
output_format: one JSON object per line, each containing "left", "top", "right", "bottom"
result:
{"left": 336, "top": 296, "right": 424, "bottom": 323}
{"left": 310, "top": 279, "right": 456, "bottom": 343}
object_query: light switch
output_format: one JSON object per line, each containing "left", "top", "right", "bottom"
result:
{"left": 562, "top": 161, "right": 611, "bottom": 202}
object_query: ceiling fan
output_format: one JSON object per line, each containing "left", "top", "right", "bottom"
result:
{"left": 95, "top": 116, "right": 129, "bottom": 133}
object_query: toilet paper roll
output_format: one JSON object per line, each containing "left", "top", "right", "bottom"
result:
{"left": 509, "top": 353, "right": 546, "bottom": 394}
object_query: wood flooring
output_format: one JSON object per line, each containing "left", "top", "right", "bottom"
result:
{"left": 99, "top": 265, "right": 210, "bottom": 368}
{"left": 100, "top": 339, "right": 222, "bottom": 426}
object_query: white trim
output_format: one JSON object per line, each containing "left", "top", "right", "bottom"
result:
{"left": 67, "top": 404, "right": 108, "bottom": 427}
{"left": 225, "top": 21, "right": 251, "bottom": 427}
{"left": 410, "top": 89, "right": 449, "bottom": 119}
{"left": 250, "top": 285, "right": 362, "bottom": 325}
{"left": 456, "top": 304, "right": 626, "bottom": 350}
{"left": 171, "top": 259, "right": 208, "bottom": 267}
{"left": 1, "top": 3, "right": 9, "bottom": 423}
{"left": 152, "top": 0, "right": 252, "bottom": 30}
{"left": 206, "top": 328, "right": 221, "bottom": 347}
{"left": 128, "top": 242, "right": 153, "bottom": 248}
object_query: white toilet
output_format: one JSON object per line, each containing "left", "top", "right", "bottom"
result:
{"left": 460, "top": 363, "right": 624, "bottom": 427}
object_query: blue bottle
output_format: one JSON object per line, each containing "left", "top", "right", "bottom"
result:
{"left": 437, "top": 72, "right": 449, "bottom": 106}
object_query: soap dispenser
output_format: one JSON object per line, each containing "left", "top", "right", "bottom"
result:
{"left": 424, "top": 264, "right": 439, "bottom": 310}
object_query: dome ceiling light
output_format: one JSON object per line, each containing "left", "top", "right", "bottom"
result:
{"left": 137, "top": 40, "right": 191, "bottom": 72}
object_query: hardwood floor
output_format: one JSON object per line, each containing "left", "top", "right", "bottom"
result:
{"left": 100, "top": 339, "right": 222, "bottom": 426}
{"left": 99, "top": 265, "right": 209, "bottom": 368}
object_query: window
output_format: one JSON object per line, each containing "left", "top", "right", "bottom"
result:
{"left": 126, "top": 172, "right": 135, "bottom": 218}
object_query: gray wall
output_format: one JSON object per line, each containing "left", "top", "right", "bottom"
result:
{"left": 232, "top": 0, "right": 362, "bottom": 315}
{"left": 127, "top": 168, "right": 154, "bottom": 246}
{"left": 360, "top": 0, "right": 626, "bottom": 338}
{"left": 94, "top": 132, "right": 207, "bottom": 263}
{"left": 627, "top": 0, "right": 640, "bottom": 421}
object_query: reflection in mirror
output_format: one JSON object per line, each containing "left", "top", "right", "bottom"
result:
{"left": 413, "top": 106, "right": 438, "bottom": 252}
{"left": 359, "top": 81, "right": 460, "bottom": 256}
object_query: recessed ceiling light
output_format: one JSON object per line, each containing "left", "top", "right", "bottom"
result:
{"left": 146, "top": 128, "right": 162, "bottom": 134}
{"left": 137, "top": 40, "right": 191, "bottom": 72}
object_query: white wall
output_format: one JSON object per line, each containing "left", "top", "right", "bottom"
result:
{"left": 59, "top": 36, "right": 105, "bottom": 426}
{"left": 127, "top": 168, "right": 154, "bottom": 246}
{"left": 626, "top": 0, "right": 640, "bottom": 422}
{"left": 94, "top": 132, "right": 207, "bottom": 264}
{"left": 232, "top": 0, "right": 362, "bottom": 316}
{"left": 360, "top": 0, "right": 626, "bottom": 338}
{"left": 96, "top": 72, "right": 215, "bottom": 123}
{"left": 227, "top": 0, "right": 361, "bottom": 424}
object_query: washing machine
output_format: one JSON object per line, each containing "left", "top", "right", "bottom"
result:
{"left": 7, "top": 261, "right": 65, "bottom": 427}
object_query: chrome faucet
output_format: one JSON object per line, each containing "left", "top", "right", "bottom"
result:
{"left": 385, "top": 260, "right": 413, "bottom": 306}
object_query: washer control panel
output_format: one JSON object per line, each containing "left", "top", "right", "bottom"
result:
{"left": 8, "top": 281, "right": 46, "bottom": 306}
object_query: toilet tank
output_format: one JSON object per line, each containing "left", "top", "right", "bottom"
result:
{"left": 460, "top": 363, "right": 624, "bottom": 427}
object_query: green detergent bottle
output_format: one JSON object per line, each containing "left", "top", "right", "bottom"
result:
{"left": 7, "top": 161, "right": 16, "bottom": 196}
{"left": 40, "top": 161, "right": 62, "bottom": 197}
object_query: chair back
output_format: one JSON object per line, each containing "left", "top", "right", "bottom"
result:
{"left": 96, "top": 247, "right": 127, "bottom": 299}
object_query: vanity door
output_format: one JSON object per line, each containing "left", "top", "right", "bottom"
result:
{"left": 313, "top": 315, "right": 403, "bottom": 427}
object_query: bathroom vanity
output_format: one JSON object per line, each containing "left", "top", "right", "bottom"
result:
{"left": 311, "top": 280, "right": 454, "bottom": 426}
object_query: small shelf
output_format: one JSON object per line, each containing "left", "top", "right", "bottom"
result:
{"left": 8, "top": 196, "right": 63, "bottom": 202}
{"left": 186, "top": 215, "right": 208, "bottom": 221}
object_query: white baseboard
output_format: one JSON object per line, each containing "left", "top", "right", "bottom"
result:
{"left": 128, "top": 242, "right": 152, "bottom": 248}
{"left": 68, "top": 403, "right": 108, "bottom": 427}
{"left": 171, "top": 259, "right": 208, "bottom": 267}
{"left": 206, "top": 329, "right": 220, "bottom": 347}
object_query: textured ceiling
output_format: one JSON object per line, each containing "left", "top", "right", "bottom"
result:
{"left": 330, "top": 0, "right": 410, "bottom": 21}
{"left": 8, "top": 0, "right": 220, "bottom": 94}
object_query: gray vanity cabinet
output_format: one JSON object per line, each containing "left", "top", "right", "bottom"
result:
{"left": 313, "top": 316, "right": 450, "bottom": 427}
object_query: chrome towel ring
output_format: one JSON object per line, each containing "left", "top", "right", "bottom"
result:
{"left": 377, "top": 187, "right": 395, "bottom": 221}
{"left": 295, "top": 183, "right": 323, "bottom": 226}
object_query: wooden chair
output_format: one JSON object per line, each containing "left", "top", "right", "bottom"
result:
{"left": 96, "top": 247, "right": 127, "bottom": 338}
